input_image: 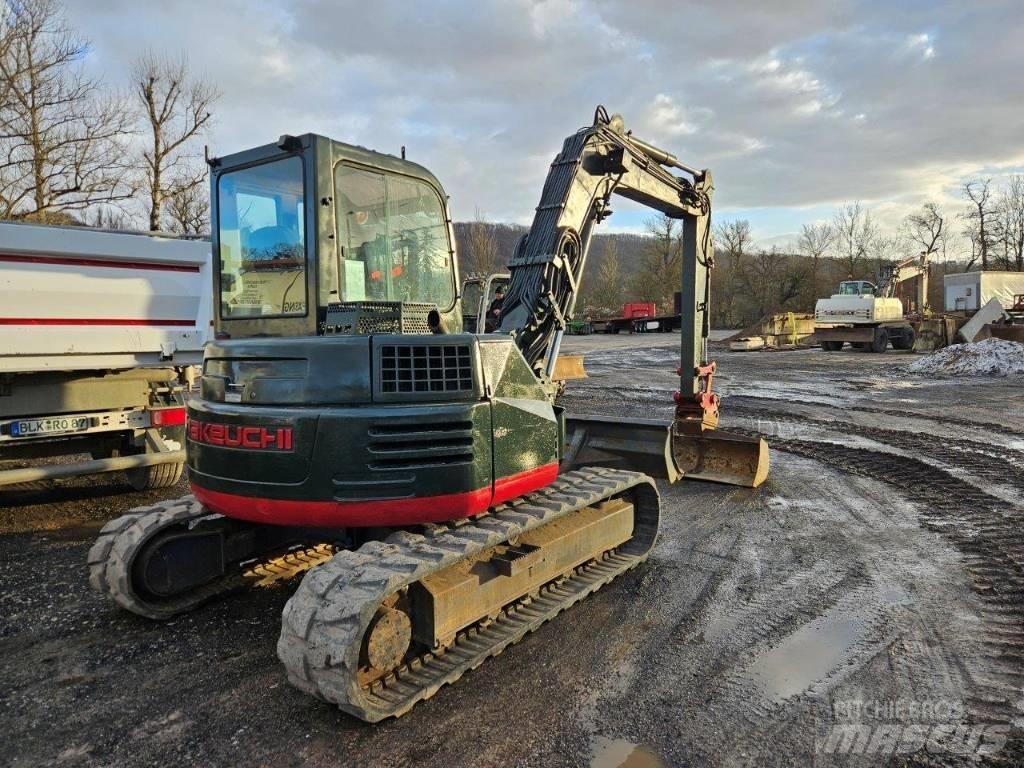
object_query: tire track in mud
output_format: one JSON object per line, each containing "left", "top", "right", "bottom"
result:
{"left": 727, "top": 404, "right": 1024, "bottom": 499}
{"left": 737, "top": 434, "right": 1024, "bottom": 728}
{"left": 727, "top": 393, "right": 1024, "bottom": 440}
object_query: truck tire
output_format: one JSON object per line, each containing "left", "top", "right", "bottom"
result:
{"left": 821, "top": 340, "right": 843, "bottom": 351}
{"left": 126, "top": 460, "right": 184, "bottom": 491}
{"left": 893, "top": 327, "right": 916, "bottom": 351}
{"left": 870, "top": 327, "right": 889, "bottom": 353}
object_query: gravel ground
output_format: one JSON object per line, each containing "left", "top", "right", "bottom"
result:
{"left": 2, "top": 335, "right": 1023, "bottom": 767}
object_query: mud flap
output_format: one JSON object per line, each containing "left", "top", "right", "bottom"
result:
{"left": 563, "top": 414, "right": 768, "bottom": 488}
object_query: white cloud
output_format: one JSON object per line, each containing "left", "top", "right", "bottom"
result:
{"left": 904, "top": 32, "right": 937, "bottom": 60}
{"left": 647, "top": 93, "right": 698, "bottom": 136}
{"left": 62, "top": 0, "right": 1024, "bottom": 241}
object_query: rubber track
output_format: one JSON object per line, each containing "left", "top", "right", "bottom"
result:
{"left": 277, "top": 467, "right": 660, "bottom": 722}
{"left": 748, "top": 434, "right": 1024, "bottom": 727}
{"left": 88, "top": 495, "right": 332, "bottom": 620}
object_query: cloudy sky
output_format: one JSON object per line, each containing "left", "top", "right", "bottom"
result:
{"left": 68, "top": 0, "right": 1024, "bottom": 243}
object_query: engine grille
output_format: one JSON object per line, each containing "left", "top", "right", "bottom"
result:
{"left": 324, "top": 301, "right": 433, "bottom": 335}
{"left": 367, "top": 420, "right": 474, "bottom": 469}
{"left": 379, "top": 344, "right": 473, "bottom": 393}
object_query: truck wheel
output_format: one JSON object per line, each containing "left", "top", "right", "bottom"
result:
{"left": 127, "top": 461, "right": 184, "bottom": 491}
{"left": 894, "top": 327, "right": 916, "bottom": 351}
{"left": 821, "top": 340, "right": 842, "bottom": 351}
{"left": 871, "top": 328, "right": 889, "bottom": 353}
{"left": 124, "top": 423, "right": 186, "bottom": 491}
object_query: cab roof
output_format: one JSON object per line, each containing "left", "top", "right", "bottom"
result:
{"left": 210, "top": 133, "right": 449, "bottom": 198}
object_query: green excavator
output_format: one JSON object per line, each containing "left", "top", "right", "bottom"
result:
{"left": 89, "top": 106, "right": 768, "bottom": 722}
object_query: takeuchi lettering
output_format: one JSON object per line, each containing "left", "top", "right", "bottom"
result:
{"left": 188, "top": 420, "right": 293, "bottom": 451}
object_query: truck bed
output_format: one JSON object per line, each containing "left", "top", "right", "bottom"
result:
{"left": 0, "top": 222, "right": 211, "bottom": 373}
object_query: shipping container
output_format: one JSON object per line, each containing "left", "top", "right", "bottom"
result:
{"left": 943, "top": 271, "right": 1024, "bottom": 311}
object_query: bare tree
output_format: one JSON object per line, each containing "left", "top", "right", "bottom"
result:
{"left": 85, "top": 205, "right": 134, "bottom": 231}
{"left": 464, "top": 208, "right": 502, "bottom": 275}
{"left": 903, "top": 202, "right": 945, "bottom": 260}
{"left": 993, "top": 176, "right": 1024, "bottom": 271}
{"left": 633, "top": 213, "right": 681, "bottom": 310}
{"left": 0, "top": 0, "right": 133, "bottom": 222}
{"left": 591, "top": 237, "right": 623, "bottom": 312}
{"left": 832, "top": 202, "right": 877, "bottom": 278}
{"left": 133, "top": 51, "right": 218, "bottom": 231}
{"left": 797, "top": 221, "right": 833, "bottom": 298}
{"left": 713, "top": 219, "right": 752, "bottom": 326}
{"left": 961, "top": 179, "right": 995, "bottom": 270}
{"left": 165, "top": 176, "right": 209, "bottom": 234}
{"left": 715, "top": 218, "right": 752, "bottom": 258}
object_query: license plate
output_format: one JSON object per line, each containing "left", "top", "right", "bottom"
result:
{"left": 8, "top": 415, "right": 92, "bottom": 438}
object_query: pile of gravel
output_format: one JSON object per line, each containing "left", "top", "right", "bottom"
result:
{"left": 908, "top": 337, "right": 1024, "bottom": 376}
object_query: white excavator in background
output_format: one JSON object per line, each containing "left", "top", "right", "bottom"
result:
{"left": 814, "top": 251, "right": 931, "bottom": 353}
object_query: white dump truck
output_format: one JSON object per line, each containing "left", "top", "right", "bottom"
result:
{"left": 814, "top": 253, "right": 929, "bottom": 353}
{"left": 0, "top": 221, "right": 211, "bottom": 489}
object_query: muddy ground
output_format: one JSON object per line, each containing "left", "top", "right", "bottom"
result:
{"left": 2, "top": 335, "right": 1023, "bottom": 767}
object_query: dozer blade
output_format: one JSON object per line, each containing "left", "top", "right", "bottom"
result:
{"left": 564, "top": 415, "right": 682, "bottom": 482}
{"left": 563, "top": 414, "right": 769, "bottom": 488}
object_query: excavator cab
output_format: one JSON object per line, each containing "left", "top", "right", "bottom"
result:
{"left": 195, "top": 135, "right": 564, "bottom": 528}
{"left": 461, "top": 273, "right": 510, "bottom": 333}
{"left": 838, "top": 280, "right": 877, "bottom": 297}
{"left": 212, "top": 135, "right": 462, "bottom": 340}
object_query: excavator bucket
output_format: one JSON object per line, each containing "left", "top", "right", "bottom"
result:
{"left": 563, "top": 415, "right": 768, "bottom": 488}
{"left": 672, "top": 429, "right": 769, "bottom": 488}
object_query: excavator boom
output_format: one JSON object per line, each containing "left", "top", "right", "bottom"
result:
{"left": 501, "top": 107, "right": 768, "bottom": 487}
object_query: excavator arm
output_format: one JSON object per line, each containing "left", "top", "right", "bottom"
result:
{"left": 881, "top": 251, "right": 931, "bottom": 312}
{"left": 501, "top": 107, "right": 768, "bottom": 488}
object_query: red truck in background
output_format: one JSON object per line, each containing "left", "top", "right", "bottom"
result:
{"left": 575, "top": 294, "right": 682, "bottom": 334}
{"left": 622, "top": 302, "right": 657, "bottom": 320}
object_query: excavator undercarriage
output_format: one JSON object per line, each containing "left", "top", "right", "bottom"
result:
{"left": 89, "top": 106, "right": 768, "bottom": 721}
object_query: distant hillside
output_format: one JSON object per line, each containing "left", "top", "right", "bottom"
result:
{"left": 453, "top": 221, "right": 649, "bottom": 273}
{"left": 453, "top": 220, "right": 975, "bottom": 328}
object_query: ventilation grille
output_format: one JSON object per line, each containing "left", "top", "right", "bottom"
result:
{"left": 324, "top": 301, "right": 433, "bottom": 335}
{"left": 367, "top": 420, "right": 474, "bottom": 469}
{"left": 379, "top": 344, "right": 473, "bottom": 393}
{"left": 816, "top": 308, "right": 871, "bottom": 320}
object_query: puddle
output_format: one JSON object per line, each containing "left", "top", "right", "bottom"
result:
{"left": 590, "top": 736, "right": 666, "bottom": 768}
{"left": 745, "top": 615, "right": 866, "bottom": 700}
{"left": 742, "top": 588, "right": 909, "bottom": 701}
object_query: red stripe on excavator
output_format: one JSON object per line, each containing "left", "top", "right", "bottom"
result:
{"left": 492, "top": 461, "right": 559, "bottom": 506}
{"left": 190, "top": 462, "right": 560, "bottom": 528}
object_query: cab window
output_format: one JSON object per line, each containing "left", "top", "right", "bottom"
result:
{"left": 217, "top": 156, "right": 306, "bottom": 318}
{"left": 333, "top": 164, "right": 455, "bottom": 310}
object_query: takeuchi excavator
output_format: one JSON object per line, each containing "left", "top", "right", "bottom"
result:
{"left": 89, "top": 106, "right": 769, "bottom": 722}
